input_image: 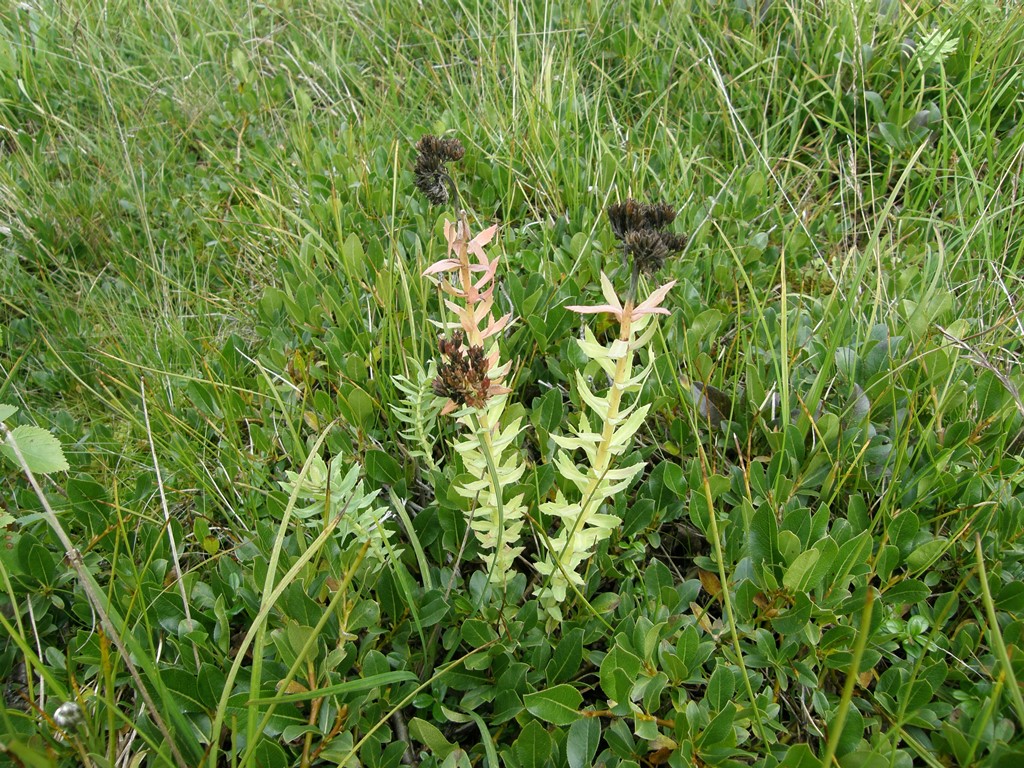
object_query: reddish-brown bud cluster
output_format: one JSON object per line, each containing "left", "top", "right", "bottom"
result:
{"left": 431, "top": 331, "right": 493, "bottom": 409}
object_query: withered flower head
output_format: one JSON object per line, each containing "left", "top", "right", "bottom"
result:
{"left": 642, "top": 202, "right": 677, "bottom": 230}
{"left": 607, "top": 198, "right": 687, "bottom": 279}
{"left": 625, "top": 229, "right": 689, "bottom": 275}
{"left": 431, "top": 331, "right": 494, "bottom": 410}
{"left": 606, "top": 198, "right": 647, "bottom": 240}
{"left": 414, "top": 135, "right": 465, "bottom": 205}
{"left": 607, "top": 199, "right": 679, "bottom": 240}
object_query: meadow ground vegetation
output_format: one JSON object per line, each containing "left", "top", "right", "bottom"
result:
{"left": 2, "top": 1, "right": 1024, "bottom": 766}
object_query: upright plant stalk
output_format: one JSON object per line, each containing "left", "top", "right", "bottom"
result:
{"left": 535, "top": 274, "right": 674, "bottom": 623}
{"left": 422, "top": 202, "right": 525, "bottom": 586}
{"left": 534, "top": 198, "right": 687, "bottom": 625}
{"left": 432, "top": 214, "right": 524, "bottom": 585}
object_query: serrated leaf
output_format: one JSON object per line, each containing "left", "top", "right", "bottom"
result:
{"left": 0, "top": 404, "right": 17, "bottom": 422}
{"left": 523, "top": 684, "right": 583, "bottom": 726}
{"left": 566, "top": 717, "right": 600, "bottom": 768}
{"left": 513, "top": 720, "right": 553, "bottom": 768}
{"left": 2, "top": 425, "right": 69, "bottom": 473}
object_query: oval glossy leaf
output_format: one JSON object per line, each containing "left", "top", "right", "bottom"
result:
{"left": 748, "top": 506, "right": 780, "bottom": 587}
{"left": 599, "top": 644, "right": 642, "bottom": 704}
{"left": 566, "top": 717, "right": 601, "bottom": 768}
{"left": 409, "top": 717, "right": 458, "bottom": 759}
{"left": 514, "top": 719, "right": 553, "bottom": 768}
{"left": 907, "top": 538, "right": 947, "bottom": 572}
{"left": 783, "top": 549, "right": 820, "bottom": 592}
{"left": 705, "top": 663, "right": 735, "bottom": 712}
{"left": 523, "top": 684, "right": 583, "bottom": 726}
{"left": 546, "top": 627, "right": 584, "bottom": 685}
{"left": 364, "top": 449, "right": 402, "bottom": 485}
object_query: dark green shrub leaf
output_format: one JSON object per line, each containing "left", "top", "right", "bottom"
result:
{"left": 514, "top": 720, "right": 553, "bottom": 768}
{"left": 705, "top": 663, "right": 735, "bottom": 712}
{"left": 524, "top": 685, "right": 583, "bottom": 726}
{"left": 783, "top": 548, "right": 820, "bottom": 592}
{"left": 996, "top": 581, "right": 1024, "bottom": 613}
{"left": 772, "top": 592, "right": 812, "bottom": 635}
{"left": 599, "top": 643, "right": 642, "bottom": 704}
{"left": 531, "top": 388, "right": 564, "bottom": 434}
{"left": 566, "top": 717, "right": 600, "bottom": 768}
{"left": 779, "top": 743, "right": 819, "bottom": 767}
{"left": 907, "top": 538, "right": 947, "bottom": 572}
{"left": 418, "top": 589, "right": 450, "bottom": 627}
{"left": 409, "top": 717, "right": 458, "bottom": 759}
{"left": 365, "top": 449, "right": 402, "bottom": 486}
{"left": 17, "top": 534, "right": 57, "bottom": 586}
{"left": 461, "top": 619, "right": 497, "bottom": 649}
{"left": 828, "top": 706, "right": 864, "bottom": 757}
{"left": 546, "top": 628, "right": 584, "bottom": 685}
{"left": 748, "top": 505, "right": 781, "bottom": 588}
{"left": 697, "top": 705, "right": 735, "bottom": 749}
{"left": 881, "top": 579, "right": 930, "bottom": 607}
{"left": 887, "top": 511, "right": 920, "bottom": 554}
{"left": 837, "top": 749, "right": 891, "bottom": 768}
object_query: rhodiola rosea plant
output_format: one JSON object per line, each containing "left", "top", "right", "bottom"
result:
{"left": 534, "top": 201, "right": 686, "bottom": 624}
{"left": 408, "top": 134, "right": 686, "bottom": 623}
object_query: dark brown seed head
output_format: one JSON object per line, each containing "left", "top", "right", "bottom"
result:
{"left": 606, "top": 198, "right": 647, "bottom": 240}
{"left": 624, "top": 229, "right": 688, "bottom": 275}
{"left": 414, "top": 135, "right": 465, "bottom": 205}
{"left": 416, "top": 135, "right": 465, "bottom": 163}
{"left": 607, "top": 199, "right": 680, "bottom": 240}
{"left": 642, "top": 202, "right": 677, "bottom": 230}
